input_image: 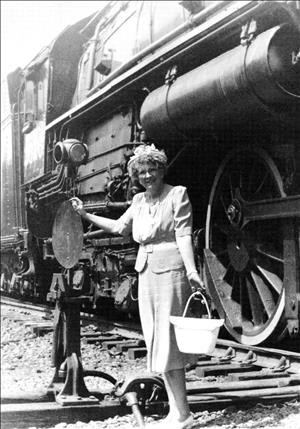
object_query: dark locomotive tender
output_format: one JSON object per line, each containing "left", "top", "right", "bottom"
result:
{"left": 1, "top": 0, "right": 300, "bottom": 347}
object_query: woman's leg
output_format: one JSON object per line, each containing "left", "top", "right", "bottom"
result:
{"left": 162, "top": 373, "right": 177, "bottom": 420}
{"left": 163, "top": 368, "right": 191, "bottom": 421}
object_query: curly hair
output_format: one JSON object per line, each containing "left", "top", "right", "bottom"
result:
{"left": 128, "top": 145, "right": 168, "bottom": 179}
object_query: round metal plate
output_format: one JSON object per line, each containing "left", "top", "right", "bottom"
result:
{"left": 52, "top": 200, "right": 83, "bottom": 268}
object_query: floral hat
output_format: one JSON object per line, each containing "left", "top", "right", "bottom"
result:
{"left": 127, "top": 144, "right": 167, "bottom": 171}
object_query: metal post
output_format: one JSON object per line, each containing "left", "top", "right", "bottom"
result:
{"left": 47, "top": 272, "right": 99, "bottom": 405}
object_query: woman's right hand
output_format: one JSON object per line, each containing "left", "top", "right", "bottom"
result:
{"left": 188, "top": 271, "right": 206, "bottom": 294}
{"left": 70, "top": 197, "right": 87, "bottom": 217}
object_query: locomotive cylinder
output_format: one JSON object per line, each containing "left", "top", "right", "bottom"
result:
{"left": 140, "top": 25, "right": 300, "bottom": 141}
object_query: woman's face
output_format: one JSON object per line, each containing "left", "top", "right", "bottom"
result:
{"left": 137, "top": 162, "right": 165, "bottom": 193}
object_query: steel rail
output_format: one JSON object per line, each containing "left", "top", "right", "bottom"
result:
{"left": 0, "top": 296, "right": 53, "bottom": 315}
{"left": 211, "top": 339, "right": 300, "bottom": 374}
{"left": 2, "top": 296, "right": 299, "bottom": 372}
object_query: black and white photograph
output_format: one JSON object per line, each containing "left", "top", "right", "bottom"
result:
{"left": 1, "top": 1, "right": 300, "bottom": 428}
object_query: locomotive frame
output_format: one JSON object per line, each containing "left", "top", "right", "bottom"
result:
{"left": 1, "top": 0, "right": 300, "bottom": 347}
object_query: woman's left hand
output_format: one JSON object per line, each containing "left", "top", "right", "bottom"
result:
{"left": 188, "top": 271, "right": 206, "bottom": 294}
{"left": 70, "top": 197, "right": 87, "bottom": 217}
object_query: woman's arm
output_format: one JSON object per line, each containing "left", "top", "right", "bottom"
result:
{"left": 81, "top": 212, "right": 118, "bottom": 233}
{"left": 176, "top": 235, "right": 205, "bottom": 292}
{"left": 172, "top": 186, "right": 205, "bottom": 292}
{"left": 176, "top": 235, "right": 197, "bottom": 274}
{"left": 71, "top": 197, "right": 118, "bottom": 234}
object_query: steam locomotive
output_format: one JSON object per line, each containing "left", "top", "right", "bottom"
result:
{"left": 1, "top": 0, "right": 300, "bottom": 347}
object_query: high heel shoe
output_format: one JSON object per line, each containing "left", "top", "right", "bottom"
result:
{"left": 147, "top": 413, "right": 194, "bottom": 428}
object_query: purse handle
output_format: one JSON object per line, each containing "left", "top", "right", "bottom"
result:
{"left": 182, "top": 291, "right": 212, "bottom": 319}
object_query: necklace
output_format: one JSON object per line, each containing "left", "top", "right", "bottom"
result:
{"left": 149, "top": 200, "right": 159, "bottom": 216}
{"left": 146, "top": 189, "right": 163, "bottom": 217}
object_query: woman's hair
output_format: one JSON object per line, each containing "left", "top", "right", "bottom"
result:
{"left": 128, "top": 144, "right": 168, "bottom": 178}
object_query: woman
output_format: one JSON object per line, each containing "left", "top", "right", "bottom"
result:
{"left": 71, "top": 144, "right": 204, "bottom": 429}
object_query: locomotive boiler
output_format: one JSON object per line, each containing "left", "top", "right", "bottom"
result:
{"left": 1, "top": 0, "right": 300, "bottom": 347}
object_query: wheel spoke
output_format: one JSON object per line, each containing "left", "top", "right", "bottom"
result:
{"left": 255, "top": 246, "right": 283, "bottom": 264}
{"left": 250, "top": 270, "right": 276, "bottom": 317}
{"left": 232, "top": 270, "right": 237, "bottom": 289}
{"left": 253, "top": 171, "right": 269, "bottom": 196}
{"left": 215, "top": 249, "right": 229, "bottom": 258}
{"left": 229, "top": 174, "right": 234, "bottom": 200}
{"left": 211, "top": 224, "right": 229, "bottom": 255}
{"left": 245, "top": 275, "right": 264, "bottom": 326}
{"left": 239, "top": 276, "right": 247, "bottom": 312}
{"left": 253, "top": 263, "right": 282, "bottom": 294}
{"left": 220, "top": 196, "right": 228, "bottom": 216}
{"left": 239, "top": 169, "right": 243, "bottom": 189}
{"left": 213, "top": 222, "right": 231, "bottom": 237}
{"left": 247, "top": 161, "right": 257, "bottom": 194}
{"left": 231, "top": 271, "right": 241, "bottom": 304}
{"left": 239, "top": 276, "right": 253, "bottom": 326}
{"left": 211, "top": 254, "right": 231, "bottom": 280}
{"left": 223, "top": 261, "right": 233, "bottom": 281}
{"left": 227, "top": 268, "right": 238, "bottom": 301}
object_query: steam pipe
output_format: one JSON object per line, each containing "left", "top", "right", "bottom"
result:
{"left": 16, "top": 82, "right": 26, "bottom": 228}
{"left": 11, "top": 103, "right": 19, "bottom": 230}
{"left": 38, "top": 173, "right": 66, "bottom": 199}
{"left": 86, "top": 20, "right": 102, "bottom": 91}
{"left": 36, "top": 166, "right": 64, "bottom": 192}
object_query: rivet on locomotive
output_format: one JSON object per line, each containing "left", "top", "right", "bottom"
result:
{"left": 1, "top": 1, "right": 300, "bottom": 347}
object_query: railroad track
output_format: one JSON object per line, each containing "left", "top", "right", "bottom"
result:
{"left": 79, "top": 328, "right": 300, "bottom": 410}
{"left": 1, "top": 296, "right": 300, "bottom": 429}
{"left": 0, "top": 295, "right": 53, "bottom": 317}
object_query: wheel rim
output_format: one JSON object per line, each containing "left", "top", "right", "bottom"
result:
{"left": 205, "top": 148, "right": 287, "bottom": 345}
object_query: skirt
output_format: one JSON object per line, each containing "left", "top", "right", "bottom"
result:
{"left": 138, "top": 245, "right": 196, "bottom": 373}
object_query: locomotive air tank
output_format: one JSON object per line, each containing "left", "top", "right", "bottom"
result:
{"left": 140, "top": 25, "right": 300, "bottom": 141}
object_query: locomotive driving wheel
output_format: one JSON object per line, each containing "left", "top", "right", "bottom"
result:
{"left": 205, "top": 148, "right": 287, "bottom": 345}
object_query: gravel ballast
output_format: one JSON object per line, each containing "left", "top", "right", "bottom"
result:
{"left": 1, "top": 308, "right": 300, "bottom": 429}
